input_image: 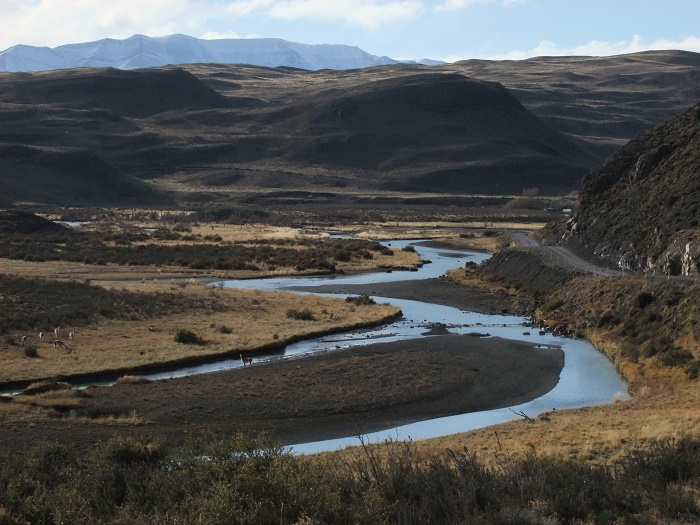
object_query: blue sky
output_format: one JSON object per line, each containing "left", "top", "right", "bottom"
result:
{"left": 2, "top": 0, "right": 699, "bottom": 62}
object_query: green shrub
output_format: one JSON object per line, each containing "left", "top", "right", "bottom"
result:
{"left": 345, "top": 295, "right": 376, "bottom": 306}
{"left": 174, "top": 329, "right": 206, "bottom": 345}
{"left": 286, "top": 308, "right": 314, "bottom": 321}
{"left": 659, "top": 348, "right": 694, "bottom": 367}
{"left": 539, "top": 298, "right": 564, "bottom": 313}
{"left": 636, "top": 291, "right": 656, "bottom": 309}
{"left": 0, "top": 436, "right": 699, "bottom": 523}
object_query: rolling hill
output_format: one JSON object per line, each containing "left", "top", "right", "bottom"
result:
{"left": 0, "top": 49, "right": 699, "bottom": 207}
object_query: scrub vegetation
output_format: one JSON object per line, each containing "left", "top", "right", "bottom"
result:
{"left": 0, "top": 433, "right": 698, "bottom": 525}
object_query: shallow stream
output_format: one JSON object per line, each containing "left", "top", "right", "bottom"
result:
{"left": 12, "top": 237, "right": 629, "bottom": 453}
{"left": 198, "top": 239, "right": 628, "bottom": 454}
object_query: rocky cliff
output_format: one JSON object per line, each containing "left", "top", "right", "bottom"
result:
{"left": 561, "top": 102, "right": 700, "bottom": 275}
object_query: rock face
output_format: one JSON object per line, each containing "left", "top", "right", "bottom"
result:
{"left": 561, "top": 102, "right": 700, "bottom": 275}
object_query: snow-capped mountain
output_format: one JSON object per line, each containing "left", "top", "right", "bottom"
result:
{"left": 0, "top": 34, "right": 424, "bottom": 72}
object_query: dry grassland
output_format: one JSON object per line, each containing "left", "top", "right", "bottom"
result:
{"left": 0, "top": 281, "right": 400, "bottom": 386}
{"left": 188, "top": 223, "right": 328, "bottom": 243}
{"left": 0, "top": 389, "right": 145, "bottom": 425}
{"left": 0, "top": 226, "right": 422, "bottom": 282}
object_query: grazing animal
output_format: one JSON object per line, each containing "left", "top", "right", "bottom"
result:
{"left": 68, "top": 331, "right": 74, "bottom": 340}
{"left": 39, "top": 332, "right": 44, "bottom": 339}
{"left": 21, "top": 335, "right": 27, "bottom": 346}
{"left": 54, "top": 326, "right": 61, "bottom": 338}
{"left": 240, "top": 354, "right": 253, "bottom": 366}
{"left": 53, "top": 340, "right": 68, "bottom": 349}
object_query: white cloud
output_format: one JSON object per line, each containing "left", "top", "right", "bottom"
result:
{"left": 200, "top": 30, "right": 262, "bottom": 39}
{"left": 269, "top": 0, "right": 423, "bottom": 29}
{"left": 222, "top": 0, "right": 274, "bottom": 17}
{"left": 436, "top": 0, "right": 493, "bottom": 11}
{"left": 0, "top": 0, "right": 425, "bottom": 49}
{"left": 0, "top": 0, "right": 198, "bottom": 48}
{"left": 435, "top": 0, "right": 523, "bottom": 12}
{"left": 442, "top": 35, "right": 700, "bottom": 62}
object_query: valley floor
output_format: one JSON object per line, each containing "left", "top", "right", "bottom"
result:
{"left": 1, "top": 227, "right": 697, "bottom": 473}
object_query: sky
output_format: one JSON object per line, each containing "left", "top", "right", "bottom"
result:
{"left": 1, "top": 0, "right": 700, "bottom": 62}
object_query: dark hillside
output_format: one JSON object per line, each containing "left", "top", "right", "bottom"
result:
{"left": 0, "top": 68, "right": 595, "bottom": 205}
{"left": 1, "top": 52, "right": 699, "bottom": 206}
{"left": 258, "top": 73, "right": 593, "bottom": 194}
{"left": 453, "top": 50, "right": 700, "bottom": 159}
{"left": 0, "top": 209, "right": 66, "bottom": 234}
{"left": 0, "top": 144, "right": 166, "bottom": 206}
{"left": 0, "top": 67, "right": 232, "bottom": 118}
{"left": 560, "top": 102, "right": 700, "bottom": 275}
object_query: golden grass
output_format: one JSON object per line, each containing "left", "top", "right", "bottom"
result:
{"left": 115, "top": 375, "right": 152, "bottom": 385}
{"left": 0, "top": 222, "right": 423, "bottom": 281}
{"left": 188, "top": 223, "right": 326, "bottom": 243}
{"left": 412, "top": 371, "right": 700, "bottom": 469}
{"left": 0, "top": 281, "right": 401, "bottom": 386}
{"left": 0, "top": 388, "right": 135, "bottom": 425}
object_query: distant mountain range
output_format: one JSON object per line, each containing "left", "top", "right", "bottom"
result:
{"left": 0, "top": 34, "right": 440, "bottom": 72}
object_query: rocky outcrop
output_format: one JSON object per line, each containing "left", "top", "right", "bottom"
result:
{"left": 560, "top": 102, "right": 700, "bottom": 276}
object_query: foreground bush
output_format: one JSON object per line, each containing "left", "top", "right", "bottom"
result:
{"left": 0, "top": 435, "right": 698, "bottom": 524}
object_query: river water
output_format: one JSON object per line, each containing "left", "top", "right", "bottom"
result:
{"left": 196, "top": 239, "right": 629, "bottom": 454}
{"left": 13, "top": 237, "right": 628, "bottom": 453}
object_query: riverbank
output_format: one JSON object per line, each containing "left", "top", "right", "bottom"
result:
{"left": 0, "top": 238, "right": 564, "bottom": 452}
{"left": 291, "top": 277, "right": 533, "bottom": 316}
{"left": 0, "top": 333, "right": 563, "bottom": 450}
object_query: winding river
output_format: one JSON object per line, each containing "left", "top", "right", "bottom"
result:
{"left": 144, "top": 238, "right": 628, "bottom": 454}
{"left": 15, "top": 235, "right": 628, "bottom": 454}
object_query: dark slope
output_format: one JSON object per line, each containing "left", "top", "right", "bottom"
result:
{"left": 1, "top": 51, "right": 699, "bottom": 206}
{"left": 0, "top": 67, "right": 236, "bottom": 206}
{"left": 253, "top": 73, "right": 593, "bottom": 193}
{"left": 452, "top": 50, "right": 700, "bottom": 158}
{"left": 560, "top": 102, "right": 700, "bottom": 275}
{"left": 0, "top": 67, "right": 232, "bottom": 118}
{"left": 0, "top": 67, "right": 594, "bottom": 204}
{"left": 0, "top": 144, "right": 163, "bottom": 206}
{"left": 0, "top": 209, "right": 67, "bottom": 234}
